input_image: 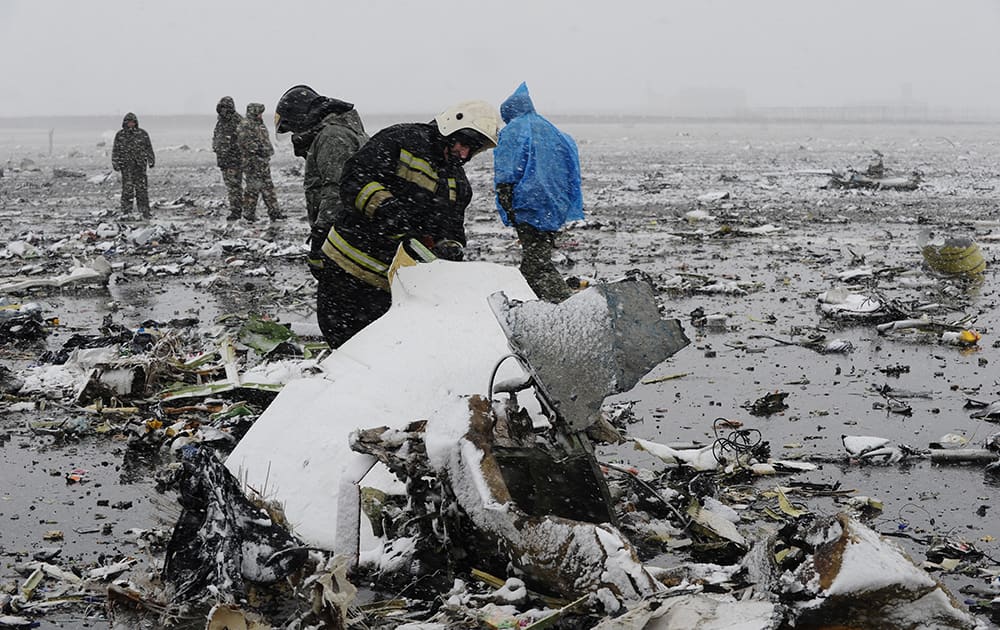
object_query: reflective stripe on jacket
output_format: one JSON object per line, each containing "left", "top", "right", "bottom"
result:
{"left": 320, "top": 226, "right": 390, "bottom": 290}
{"left": 331, "top": 122, "right": 472, "bottom": 288}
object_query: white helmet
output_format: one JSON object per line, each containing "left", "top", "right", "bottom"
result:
{"left": 435, "top": 100, "right": 501, "bottom": 148}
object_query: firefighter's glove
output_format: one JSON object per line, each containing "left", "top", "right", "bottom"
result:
{"left": 496, "top": 183, "right": 514, "bottom": 213}
{"left": 306, "top": 255, "right": 325, "bottom": 281}
{"left": 310, "top": 224, "right": 331, "bottom": 251}
{"left": 433, "top": 239, "right": 464, "bottom": 262}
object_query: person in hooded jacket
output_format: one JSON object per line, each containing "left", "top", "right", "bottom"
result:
{"left": 274, "top": 85, "right": 368, "bottom": 275}
{"left": 314, "top": 100, "right": 501, "bottom": 348}
{"left": 111, "top": 112, "right": 155, "bottom": 218}
{"left": 274, "top": 85, "right": 369, "bottom": 340}
{"left": 237, "top": 102, "right": 283, "bottom": 222}
{"left": 212, "top": 96, "right": 244, "bottom": 220}
{"left": 494, "top": 82, "right": 584, "bottom": 302}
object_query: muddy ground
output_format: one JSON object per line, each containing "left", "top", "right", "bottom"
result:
{"left": 2, "top": 115, "right": 999, "bottom": 628}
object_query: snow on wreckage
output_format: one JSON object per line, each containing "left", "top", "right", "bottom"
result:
{"left": 163, "top": 256, "right": 694, "bottom": 625}
{"left": 3, "top": 127, "right": 997, "bottom": 628}
{"left": 158, "top": 254, "right": 992, "bottom": 628}
{"left": 230, "top": 263, "right": 685, "bottom": 546}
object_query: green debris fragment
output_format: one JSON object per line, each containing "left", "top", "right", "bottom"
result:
{"left": 237, "top": 315, "right": 298, "bottom": 356}
{"left": 176, "top": 349, "right": 221, "bottom": 370}
{"left": 160, "top": 381, "right": 282, "bottom": 402}
{"left": 210, "top": 401, "right": 256, "bottom": 421}
{"left": 301, "top": 340, "right": 330, "bottom": 360}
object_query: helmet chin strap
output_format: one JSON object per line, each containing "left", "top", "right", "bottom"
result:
{"left": 443, "top": 146, "right": 466, "bottom": 165}
{"left": 291, "top": 132, "right": 314, "bottom": 158}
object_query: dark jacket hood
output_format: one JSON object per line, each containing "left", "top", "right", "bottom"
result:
{"left": 290, "top": 102, "right": 359, "bottom": 158}
{"left": 246, "top": 102, "right": 266, "bottom": 118}
{"left": 276, "top": 84, "right": 353, "bottom": 134}
{"left": 216, "top": 96, "right": 236, "bottom": 116}
{"left": 500, "top": 82, "right": 535, "bottom": 124}
{"left": 122, "top": 112, "right": 138, "bottom": 128}
{"left": 304, "top": 97, "right": 354, "bottom": 131}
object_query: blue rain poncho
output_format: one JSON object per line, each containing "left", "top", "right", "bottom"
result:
{"left": 494, "top": 83, "right": 584, "bottom": 231}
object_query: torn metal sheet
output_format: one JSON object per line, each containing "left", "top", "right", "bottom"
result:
{"left": 818, "top": 288, "right": 885, "bottom": 318}
{"left": 687, "top": 500, "right": 747, "bottom": 548}
{"left": 76, "top": 364, "right": 147, "bottom": 403}
{"left": 0, "top": 256, "right": 112, "bottom": 293}
{"left": 492, "top": 443, "right": 617, "bottom": 524}
{"left": 591, "top": 592, "right": 778, "bottom": 630}
{"left": 786, "top": 514, "right": 983, "bottom": 629}
{"left": 476, "top": 276, "right": 690, "bottom": 536}
{"left": 827, "top": 170, "right": 921, "bottom": 191}
{"left": 302, "top": 555, "right": 359, "bottom": 629}
{"left": 226, "top": 260, "right": 538, "bottom": 550}
{"left": 347, "top": 390, "right": 683, "bottom": 608}
{"left": 0, "top": 300, "right": 50, "bottom": 343}
{"left": 432, "top": 396, "right": 665, "bottom": 608}
{"left": 162, "top": 448, "right": 307, "bottom": 603}
{"left": 634, "top": 438, "right": 721, "bottom": 471}
{"left": 489, "top": 277, "right": 690, "bottom": 432}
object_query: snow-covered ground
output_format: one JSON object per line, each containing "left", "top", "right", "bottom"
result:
{"left": 2, "top": 115, "right": 1000, "bottom": 627}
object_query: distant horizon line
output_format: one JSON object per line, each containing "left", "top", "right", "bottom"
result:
{"left": 3, "top": 109, "right": 1000, "bottom": 126}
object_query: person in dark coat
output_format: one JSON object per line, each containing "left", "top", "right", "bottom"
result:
{"left": 212, "top": 96, "right": 244, "bottom": 220}
{"left": 494, "top": 82, "right": 584, "bottom": 302}
{"left": 316, "top": 100, "right": 501, "bottom": 348}
{"left": 237, "top": 102, "right": 283, "bottom": 222}
{"left": 111, "top": 112, "right": 155, "bottom": 218}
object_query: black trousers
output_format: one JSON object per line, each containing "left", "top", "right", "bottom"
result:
{"left": 120, "top": 164, "right": 149, "bottom": 213}
{"left": 316, "top": 264, "right": 392, "bottom": 349}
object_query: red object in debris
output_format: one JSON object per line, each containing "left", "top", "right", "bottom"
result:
{"left": 65, "top": 468, "right": 88, "bottom": 484}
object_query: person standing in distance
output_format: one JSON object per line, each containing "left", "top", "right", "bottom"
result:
{"left": 237, "top": 102, "right": 284, "bottom": 223}
{"left": 111, "top": 112, "right": 155, "bottom": 219}
{"left": 494, "top": 82, "right": 583, "bottom": 302}
{"left": 212, "top": 96, "right": 244, "bottom": 221}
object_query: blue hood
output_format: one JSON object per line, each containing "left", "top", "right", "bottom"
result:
{"left": 494, "top": 82, "right": 584, "bottom": 231}
{"left": 500, "top": 82, "right": 534, "bottom": 123}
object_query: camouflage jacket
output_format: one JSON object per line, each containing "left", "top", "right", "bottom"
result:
{"left": 304, "top": 109, "right": 367, "bottom": 229}
{"left": 111, "top": 113, "right": 155, "bottom": 171}
{"left": 213, "top": 98, "right": 243, "bottom": 170}
{"left": 237, "top": 113, "right": 273, "bottom": 171}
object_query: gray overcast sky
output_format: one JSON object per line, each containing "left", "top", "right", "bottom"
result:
{"left": 2, "top": 0, "right": 1000, "bottom": 118}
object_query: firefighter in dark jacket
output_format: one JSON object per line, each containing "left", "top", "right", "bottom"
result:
{"left": 212, "top": 96, "right": 244, "bottom": 220}
{"left": 111, "top": 112, "right": 155, "bottom": 218}
{"left": 315, "top": 100, "right": 501, "bottom": 348}
{"left": 237, "top": 102, "right": 284, "bottom": 222}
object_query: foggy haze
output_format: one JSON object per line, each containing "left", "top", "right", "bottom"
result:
{"left": 3, "top": 0, "right": 1000, "bottom": 119}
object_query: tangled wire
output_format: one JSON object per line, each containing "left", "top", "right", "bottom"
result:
{"left": 710, "top": 417, "right": 766, "bottom": 468}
